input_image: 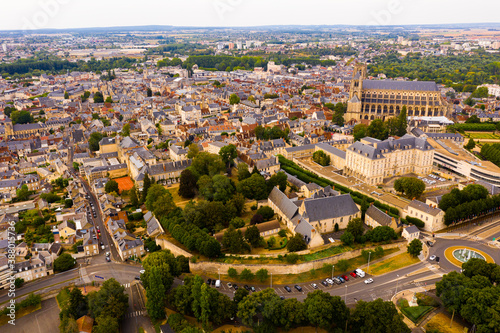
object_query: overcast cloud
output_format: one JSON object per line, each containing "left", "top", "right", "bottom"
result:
{"left": 2, "top": 0, "right": 500, "bottom": 30}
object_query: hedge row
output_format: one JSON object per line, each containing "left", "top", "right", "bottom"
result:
{"left": 402, "top": 216, "right": 425, "bottom": 228}
{"left": 279, "top": 155, "right": 400, "bottom": 216}
{"left": 448, "top": 123, "right": 498, "bottom": 132}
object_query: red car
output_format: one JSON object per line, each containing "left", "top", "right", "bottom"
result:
{"left": 350, "top": 272, "right": 357, "bottom": 278}
{"left": 341, "top": 275, "right": 349, "bottom": 281}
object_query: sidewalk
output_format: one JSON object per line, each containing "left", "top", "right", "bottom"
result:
{"left": 391, "top": 285, "right": 437, "bottom": 329}
{"left": 357, "top": 245, "right": 407, "bottom": 273}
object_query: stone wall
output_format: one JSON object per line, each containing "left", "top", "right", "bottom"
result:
{"left": 156, "top": 234, "right": 192, "bottom": 258}
{"left": 189, "top": 242, "right": 405, "bottom": 275}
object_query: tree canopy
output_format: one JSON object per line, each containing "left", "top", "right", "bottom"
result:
{"left": 394, "top": 177, "right": 426, "bottom": 199}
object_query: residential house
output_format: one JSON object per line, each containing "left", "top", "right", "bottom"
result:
{"left": 404, "top": 200, "right": 446, "bottom": 232}
{"left": 401, "top": 225, "right": 420, "bottom": 242}
{"left": 365, "top": 205, "right": 402, "bottom": 233}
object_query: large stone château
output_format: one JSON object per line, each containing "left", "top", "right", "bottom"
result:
{"left": 345, "top": 64, "right": 452, "bottom": 124}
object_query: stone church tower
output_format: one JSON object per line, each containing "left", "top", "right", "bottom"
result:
{"left": 4, "top": 117, "right": 13, "bottom": 140}
{"left": 345, "top": 63, "right": 367, "bottom": 124}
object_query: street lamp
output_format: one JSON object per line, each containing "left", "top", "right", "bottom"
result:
{"left": 367, "top": 252, "right": 371, "bottom": 274}
{"left": 332, "top": 265, "right": 335, "bottom": 280}
{"left": 395, "top": 274, "right": 399, "bottom": 296}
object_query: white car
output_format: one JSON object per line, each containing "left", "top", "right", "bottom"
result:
{"left": 429, "top": 255, "right": 436, "bottom": 261}
{"left": 326, "top": 278, "right": 333, "bottom": 285}
{"left": 139, "top": 269, "right": 145, "bottom": 274}
{"left": 364, "top": 278, "right": 374, "bottom": 284}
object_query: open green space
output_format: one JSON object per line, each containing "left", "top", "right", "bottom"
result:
{"left": 369, "top": 252, "right": 420, "bottom": 276}
{"left": 465, "top": 132, "right": 500, "bottom": 140}
{"left": 400, "top": 305, "right": 434, "bottom": 323}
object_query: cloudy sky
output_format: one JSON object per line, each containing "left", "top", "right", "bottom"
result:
{"left": 3, "top": 0, "right": 500, "bottom": 30}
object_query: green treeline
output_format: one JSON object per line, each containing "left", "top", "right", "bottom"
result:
{"left": 182, "top": 55, "right": 267, "bottom": 72}
{"left": 369, "top": 51, "right": 500, "bottom": 87}
{"left": 0, "top": 57, "right": 137, "bottom": 77}
{"left": 481, "top": 143, "right": 500, "bottom": 167}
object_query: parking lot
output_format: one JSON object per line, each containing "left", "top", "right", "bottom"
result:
{"left": 203, "top": 269, "right": 370, "bottom": 298}
{"left": 418, "top": 173, "right": 449, "bottom": 187}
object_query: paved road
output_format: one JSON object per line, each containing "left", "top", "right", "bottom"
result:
{"left": 75, "top": 169, "right": 121, "bottom": 262}
{"left": 0, "top": 262, "right": 143, "bottom": 306}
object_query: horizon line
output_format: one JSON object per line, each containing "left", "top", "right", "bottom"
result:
{"left": 2, "top": 22, "right": 500, "bottom": 33}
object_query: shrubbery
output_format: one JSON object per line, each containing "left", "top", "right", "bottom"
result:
{"left": 160, "top": 209, "right": 221, "bottom": 258}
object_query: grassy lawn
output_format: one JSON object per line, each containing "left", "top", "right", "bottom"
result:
{"left": 401, "top": 306, "right": 434, "bottom": 323}
{"left": 369, "top": 252, "right": 420, "bottom": 276}
{"left": 465, "top": 132, "right": 500, "bottom": 140}
{"left": 0, "top": 303, "right": 42, "bottom": 326}
{"left": 166, "top": 186, "right": 199, "bottom": 208}
{"left": 425, "top": 312, "right": 469, "bottom": 333}
{"left": 56, "top": 288, "right": 70, "bottom": 310}
{"left": 203, "top": 247, "right": 400, "bottom": 285}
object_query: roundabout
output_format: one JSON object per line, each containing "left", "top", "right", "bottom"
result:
{"left": 444, "top": 245, "right": 495, "bottom": 268}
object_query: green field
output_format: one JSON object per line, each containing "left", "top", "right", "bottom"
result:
{"left": 465, "top": 132, "right": 500, "bottom": 140}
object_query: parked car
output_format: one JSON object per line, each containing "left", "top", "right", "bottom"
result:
{"left": 233, "top": 284, "right": 238, "bottom": 290}
{"left": 326, "top": 278, "right": 333, "bottom": 285}
{"left": 134, "top": 276, "right": 141, "bottom": 281}
{"left": 294, "top": 285, "right": 303, "bottom": 292}
{"left": 227, "top": 283, "right": 232, "bottom": 289}
{"left": 321, "top": 281, "right": 329, "bottom": 287}
{"left": 284, "top": 286, "right": 292, "bottom": 293}
{"left": 350, "top": 272, "right": 358, "bottom": 278}
{"left": 355, "top": 269, "right": 366, "bottom": 278}
{"left": 250, "top": 286, "right": 256, "bottom": 292}
{"left": 139, "top": 270, "right": 145, "bottom": 274}
{"left": 206, "top": 279, "right": 212, "bottom": 285}
{"left": 333, "top": 278, "right": 342, "bottom": 285}
{"left": 429, "top": 255, "right": 436, "bottom": 261}
{"left": 364, "top": 278, "right": 374, "bottom": 284}
{"left": 427, "top": 241, "right": 433, "bottom": 247}
{"left": 436, "top": 256, "right": 440, "bottom": 263}
{"left": 280, "top": 296, "right": 285, "bottom": 300}
{"left": 311, "top": 283, "right": 318, "bottom": 289}
{"left": 211, "top": 280, "right": 216, "bottom": 286}
{"left": 341, "top": 275, "right": 349, "bottom": 281}
{"left": 244, "top": 285, "right": 250, "bottom": 291}
{"left": 106, "top": 257, "right": 111, "bottom": 262}
{"left": 337, "top": 276, "right": 345, "bottom": 283}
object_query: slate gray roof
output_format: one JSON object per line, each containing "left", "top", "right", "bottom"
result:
{"left": 348, "top": 135, "right": 433, "bottom": 160}
{"left": 366, "top": 205, "right": 395, "bottom": 227}
{"left": 363, "top": 80, "right": 439, "bottom": 92}
{"left": 316, "top": 143, "right": 346, "bottom": 159}
{"left": 301, "top": 194, "right": 359, "bottom": 222}
{"left": 294, "top": 218, "right": 314, "bottom": 244}
{"left": 268, "top": 187, "right": 299, "bottom": 220}
{"left": 146, "top": 159, "right": 192, "bottom": 176}
{"left": 404, "top": 225, "right": 420, "bottom": 234}
{"left": 147, "top": 216, "right": 161, "bottom": 236}
{"left": 408, "top": 200, "right": 442, "bottom": 216}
